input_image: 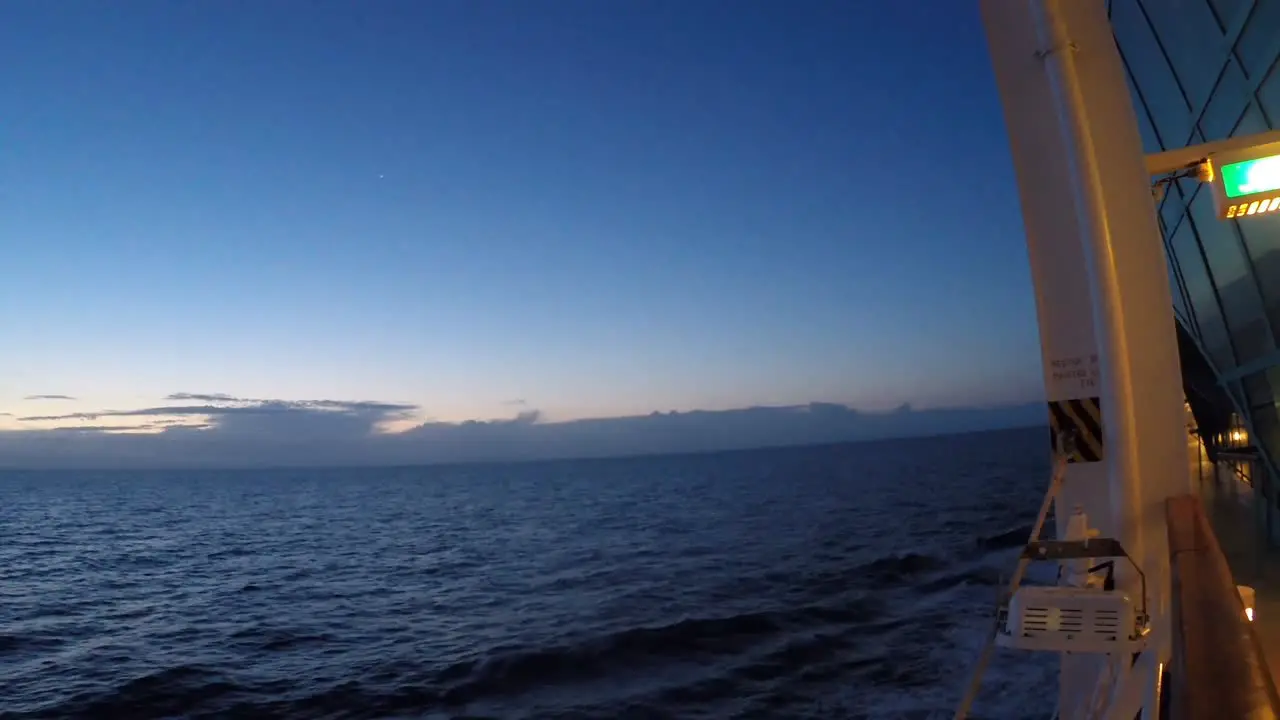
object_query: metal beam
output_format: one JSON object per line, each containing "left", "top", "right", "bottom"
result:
{"left": 1023, "top": 537, "right": 1127, "bottom": 560}
{"left": 1146, "top": 129, "right": 1280, "bottom": 176}
{"left": 1218, "top": 347, "right": 1280, "bottom": 386}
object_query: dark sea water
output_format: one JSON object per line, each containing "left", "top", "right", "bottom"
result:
{"left": 1, "top": 427, "right": 1057, "bottom": 719}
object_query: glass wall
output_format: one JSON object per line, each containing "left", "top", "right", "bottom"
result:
{"left": 1110, "top": 0, "right": 1280, "bottom": 541}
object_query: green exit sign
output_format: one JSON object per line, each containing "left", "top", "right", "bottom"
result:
{"left": 1212, "top": 142, "right": 1280, "bottom": 219}
{"left": 1222, "top": 156, "right": 1280, "bottom": 198}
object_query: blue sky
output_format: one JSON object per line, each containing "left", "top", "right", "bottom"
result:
{"left": 1, "top": 0, "right": 1042, "bottom": 439}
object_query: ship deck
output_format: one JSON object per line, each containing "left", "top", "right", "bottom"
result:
{"left": 1197, "top": 445, "right": 1280, "bottom": 692}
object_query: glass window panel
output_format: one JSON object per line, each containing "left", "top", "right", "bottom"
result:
{"left": 1167, "top": 130, "right": 1205, "bottom": 222}
{"left": 1209, "top": 0, "right": 1246, "bottom": 32}
{"left": 1251, "top": 403, "right": 1280, "bottom": 494}
{"left": 1245, "top": 369, "right": 1273, "bottom": 410}
{"left": 1112, "top": 0, "right": 1193, "bottom": 146}
{"left": 1161, "top": 188, "right": 1188, "bottom": 232}
{"left": 1233, "top": 102, "right": 1273, "bottom": 136}
{"left": 1259, "top": 370, "right": 1280, "bottom": 490}
{"left": 1160, "top": 214, "right": 1196, "bottom": 326}
{"left": 1191, "top": 191, "right": 1274, "bottom": 363}
{"left": 1228, "top": 383, "right": 1248, "bottom": 415}
{"left": 1144, "top": 0, "right": 1229, "bottom": 108}
{"left": 1236, "top": 195, "right": 1280, "bottom": 347}
{"left": 1126, "top": 67, "right": 1165, "bottom": 152}
{"left": 1265, "top": 366, "right": 1280, "bottom": 405}
{"left": 1172, "top": 218, "right": 1237, "bottom": 368}
{"left": 1159, "top": 130, "right": 1201, "bottom": 231}
{"left": 1173, "top": 174, "right": 1203, "bottom": 202}
{"left": 1169, "top": 253, "right": 1194, "bottom": 324}
{"left": 1236, "top": 0, "right": 1280, "bottom": 81}
{"left": 1191, "top": 192, "right": 1249, "bottom": 292}
{"left": 1261, "top": 62, "right": 1280, "bottom": 126}
{"left": 1200, "top": 59, "right": 1250, "bottom": 140}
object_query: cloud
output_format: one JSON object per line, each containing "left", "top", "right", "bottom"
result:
{"left": 165, "top": 392, "right": 241, "bottom": 403}
{"left": 503, "top": 399, "right": 528, "bottom": 406}
{"left": 19, "top": 412, "right": 103, "bottom": 422}
{"left": 20, "top": 397, "right": 418, "bottom": 424}
{"left": 0, "top": 394, "right": 1048, "bottom": 469}
{"left": 24, "top": 394, "right": 77, "bottom": 401}
{"left": 48, "top": 423, "right": 186, "bottom": 433}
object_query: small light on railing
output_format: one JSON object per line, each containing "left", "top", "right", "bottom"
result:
{"left": 1239, "top": 585, "right": 1257, "bottom": 622}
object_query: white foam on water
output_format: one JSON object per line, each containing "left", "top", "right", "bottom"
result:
{"left": 858, "top": 547, "right": 1060, "bottom": 718}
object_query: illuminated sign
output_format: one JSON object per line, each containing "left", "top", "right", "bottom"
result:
{"left": 1222, "top": 156, "right": 1280, "bottom": 197}
{"left": 1210, "top": 141, "right": 1280, "bottom": 219}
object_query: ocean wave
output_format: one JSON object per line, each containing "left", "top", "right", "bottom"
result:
{"left": 854, "top": 552, "right": 948, "bottom": 582}
{"left": 28, "top": 666, "right": 243, "bottom": 720}
{"left": 976, "top": 524, "right": 1035, "bottom": 551}
{"left": 8, "top": 550, "right": 999, "bottom": 718}
{"left": 914, "top": 566, "right": 1003, "bottom": 595}
{"left": 1, "top": 430, "right": 1054, "bottom": 719}
{"left": 0, "top": 633, "right": 64, "bottom": 656}
{"left": 434, "top": 599, "right": 884, "bottom": 706}
{"left": 13, "top": 600, "right": 892, "bottom": 718}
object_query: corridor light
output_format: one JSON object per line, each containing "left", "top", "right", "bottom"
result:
{"left": 1211, "top": 140, "right": 1280, "bottom": 219}
{"left": 1239, "top": 585, "right": 1257, "bottom": 622}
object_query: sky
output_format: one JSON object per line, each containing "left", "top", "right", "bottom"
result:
{"left": 0, "top": 1, "right": 1044, "bottom": 464}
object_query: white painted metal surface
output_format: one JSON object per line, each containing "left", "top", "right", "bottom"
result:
{"left": 979, "top": 0, "right": 1111, "bottom": 714}
{"left": 1037, "top": 0, "right": 1191, "bottom": 633}
{"left": 999, "top": 586, "right": 1144, "bottom": 654}
{"left": 978, "top": 0, "right": 1109, "bottom": 549}
{"left": 979, "top": 0, "right": 1192, "bottom": 717}
{"left": 1145, "top": 128, "right": 1280, "bottom": 176}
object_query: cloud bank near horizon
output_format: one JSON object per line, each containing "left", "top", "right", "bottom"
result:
{"left": 0, "top": 393, "right": 1047, "bottom": 468}
{"left": 18, "top": 393, "right": 418, "bottom": 432}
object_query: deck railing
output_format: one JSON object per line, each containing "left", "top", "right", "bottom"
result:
{"left": 1166, "top": 494, "right": 1280, "bottom": 719}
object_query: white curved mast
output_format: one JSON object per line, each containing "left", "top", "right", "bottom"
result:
{"left": 980, "top": 0, "right": 1191, "bottom": 716}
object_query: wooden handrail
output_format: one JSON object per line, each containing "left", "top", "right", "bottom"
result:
{"left": 1167, "top": 494, "right": 1280, "bottom": 719}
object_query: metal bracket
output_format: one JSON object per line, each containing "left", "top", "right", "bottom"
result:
{"left": 1023, "top": 538, "right": 1126, "bottom": 560}
{"left": 1145, "top": 129, "right": 1280, "bottom": 176}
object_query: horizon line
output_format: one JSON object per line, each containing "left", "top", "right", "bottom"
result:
{"left": 0, "top": 422, "right": 1048, "bottom": 473}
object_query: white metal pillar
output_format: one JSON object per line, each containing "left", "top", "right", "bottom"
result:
{"left": 979, "top": 0, "right": 1111, "bottom": 539}
{"left": 1041, "top": 0, "right": 1192, "bottom": 622}
{"left": 981, "top": 1, "right": 1110, "bottom": 713}
{"left": 981, "top": 0, "right": 1192, "bottom": 716}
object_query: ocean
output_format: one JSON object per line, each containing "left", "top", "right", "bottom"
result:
{"left": 1, "top": 426, "right": 1057, "bottom": 719}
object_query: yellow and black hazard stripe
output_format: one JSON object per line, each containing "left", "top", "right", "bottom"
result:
{"left": 1048, "top": 396, "right": 1104, "bottom": 463}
